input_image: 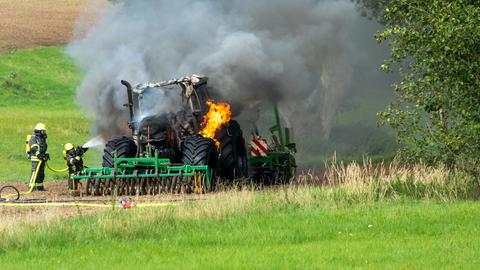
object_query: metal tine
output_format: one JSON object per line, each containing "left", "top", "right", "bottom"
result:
{"left": 171, "top": 176, "right": 178, "bottom": 194}
{"left": 133, "top": 170, "right": 139, "bottom": 196}
{"left": 166, "top": 176, "right": 172, "bottom": 194}
{"left": 155, "top": 172, "right": 160, "bottom": 194}
{"left": 146, "top": 170, "right": 153, "bottom": 195}
{"left": 94, "top": 177, "right": 101, "bottom": 196}
{"left": 99, "top": 178, "right": 104, "bottom": 196}
{"left": 86, "top": 172, "right": 94, "bottom": 196}
{"left": 153, "top": 174, "right": 160, "bottom": 195}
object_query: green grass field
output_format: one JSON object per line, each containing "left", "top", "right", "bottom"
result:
{"left": 1, "top": 188, "right": 479, "bottom": 269}
{"left": 0, "top": 47, "right": 94, "bottom": 180}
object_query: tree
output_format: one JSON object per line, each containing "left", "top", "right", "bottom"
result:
{"left": 377, "top": 0, "right": 480, "bottom": 167}
{"left": 352, "top": 0, "right": 390, "bottom": 22}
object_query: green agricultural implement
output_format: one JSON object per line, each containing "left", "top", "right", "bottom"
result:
{"left": 75, "top": 152, "right": 212, "bottom": 196}
{"left": 248, "top": 105, "right": 297, "bottom": 184}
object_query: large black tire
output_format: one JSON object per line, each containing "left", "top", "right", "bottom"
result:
{"left": 102, "top": 136, "right": 137, "bottom": 168}
{"left": 216, "top": 120, "right": 248, "bottom": 180}
{"left": 181, "top": 135, "right": 218, "bottom": 191}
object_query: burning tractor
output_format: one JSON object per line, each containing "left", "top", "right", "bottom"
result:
{"left": 74, "top": 75, "right": 295, "bottom": 196}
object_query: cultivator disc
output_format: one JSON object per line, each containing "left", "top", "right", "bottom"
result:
{"left": 78, "top": 170, "right": 210, "bottom": 196}
{"left": 74, "top": 155, "right": 212, "bottom": 196}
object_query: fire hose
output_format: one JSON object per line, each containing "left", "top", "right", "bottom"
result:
{"left": 0, "top": 160, "right": 68, "bottom": 200}
{"left": 46, "top": 162, "right": 69, "bottom": 173}
{"left": 0, "top": 160, "right": 44, "bottom": 199}
{"left": 0, "top": 185, "right": 20, "bottom": 201}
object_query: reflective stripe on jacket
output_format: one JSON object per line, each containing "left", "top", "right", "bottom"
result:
{"left": 29, "top": 134, "right": 47, "bottom": 160}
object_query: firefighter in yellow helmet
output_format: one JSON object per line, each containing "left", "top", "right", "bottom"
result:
{"left": 64, "top": 143, "right": 88, "bottom": 192}
{"left": 27, "top": 123, "right": 49, "bottom": 191}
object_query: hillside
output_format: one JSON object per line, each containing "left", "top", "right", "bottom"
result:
{"left": 0, "top": 47, "right": 92, "bottom": 180}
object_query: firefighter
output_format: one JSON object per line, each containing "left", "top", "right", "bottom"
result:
{"left": 27, "top": 123, "right": 49, "bottom": 191}
{"left": 64, "top": 143, "right": 88, "bottom": 192}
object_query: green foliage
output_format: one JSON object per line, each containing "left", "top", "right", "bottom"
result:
{"left": 352, "top": 0, "right": 390, "bottom": 21}
{"left": 377, "top": 1, "right": 480, "bottom": 167}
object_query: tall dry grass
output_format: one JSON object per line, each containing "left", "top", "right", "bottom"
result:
{"left": 295, "top": 157, "right": 479, "bottom": 203}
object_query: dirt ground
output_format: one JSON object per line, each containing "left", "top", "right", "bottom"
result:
{"left": 0, "top": 0, "right": 108, "bottom": 51}
{"left": 0, "top": 180, "right": 203, "bottom": 201}
{"left": 0, "top": 180, "right": 201, "bottom": 230}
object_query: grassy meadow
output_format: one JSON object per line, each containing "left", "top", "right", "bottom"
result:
{"left": 1, "top": 187, "right": 480, "bottom": 269}
{"left": 0, "top": 47, "right": 93, "bottom": 180}
{"left": 2, "top": 160, "right": 480, "bottom": 269}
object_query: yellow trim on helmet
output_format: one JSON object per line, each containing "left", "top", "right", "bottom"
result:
{"left": 64, "top": 143, "right": 74, "bottom": 151}
{"left": 35, "top": 123, "right": 46, "bottom": 131}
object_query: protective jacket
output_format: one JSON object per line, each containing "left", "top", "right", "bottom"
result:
{"left": 29, "top": 131, "right": 48, "bottom": 191}
{"left": 65, "top": 147, "right": 88, "bottom": 192}
{"left": 66, "top": 147, "right": 88, "bottom": 174}
{"left": 29, "top": 133, "right": 48, "bottom": 161}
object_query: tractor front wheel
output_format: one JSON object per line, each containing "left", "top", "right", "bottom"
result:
{"left": 181, "top": 135, "right": 218, "bottom": 192}
{"left": 102, "top": 136, "right": 137, "bottom": 168}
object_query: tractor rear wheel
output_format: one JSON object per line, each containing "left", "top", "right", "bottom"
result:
{"left": 216, "top": 120, "right": 248, "bottom": 181}
{"left": 102, "top": 136, "right": 137, "bottom": 168}
{"left": 181, "top": 135, "right": 218, "bottom": 191}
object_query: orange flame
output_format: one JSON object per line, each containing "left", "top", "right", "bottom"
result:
{"left": 199, "top": 100, "right": 231, "bottom": 147}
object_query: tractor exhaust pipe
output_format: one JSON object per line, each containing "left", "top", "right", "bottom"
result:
{"left": 121, "top": 80, "right": 135, "bottom": 123}
{"left": 121, "top": 80, "right": 140, "bottom": 155}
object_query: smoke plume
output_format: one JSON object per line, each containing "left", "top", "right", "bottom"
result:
{"left": 67, "top": 0, "right": 365, "bottom": 140}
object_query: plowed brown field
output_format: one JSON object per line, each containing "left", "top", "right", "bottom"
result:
{"left": 0, "top": 0, "right": 107, "bottom": 51}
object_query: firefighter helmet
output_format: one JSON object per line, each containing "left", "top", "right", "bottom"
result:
{"left": 64, "top": 143, "right": 74, "bottom": 151}
{"left": 34, "top": 123, "right": 46, "bottom": 131}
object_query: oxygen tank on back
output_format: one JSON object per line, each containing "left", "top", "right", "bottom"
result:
{"left": 25, "top": 134, "right": 32, "bottom": 159}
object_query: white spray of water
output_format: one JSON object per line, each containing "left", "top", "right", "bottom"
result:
{"left": 83, "top": 136, "right": 106, "bottom": 149}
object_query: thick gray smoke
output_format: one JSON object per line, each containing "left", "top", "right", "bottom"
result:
{"left": 68, "top": 0, "right": 362, "bottom": 140}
